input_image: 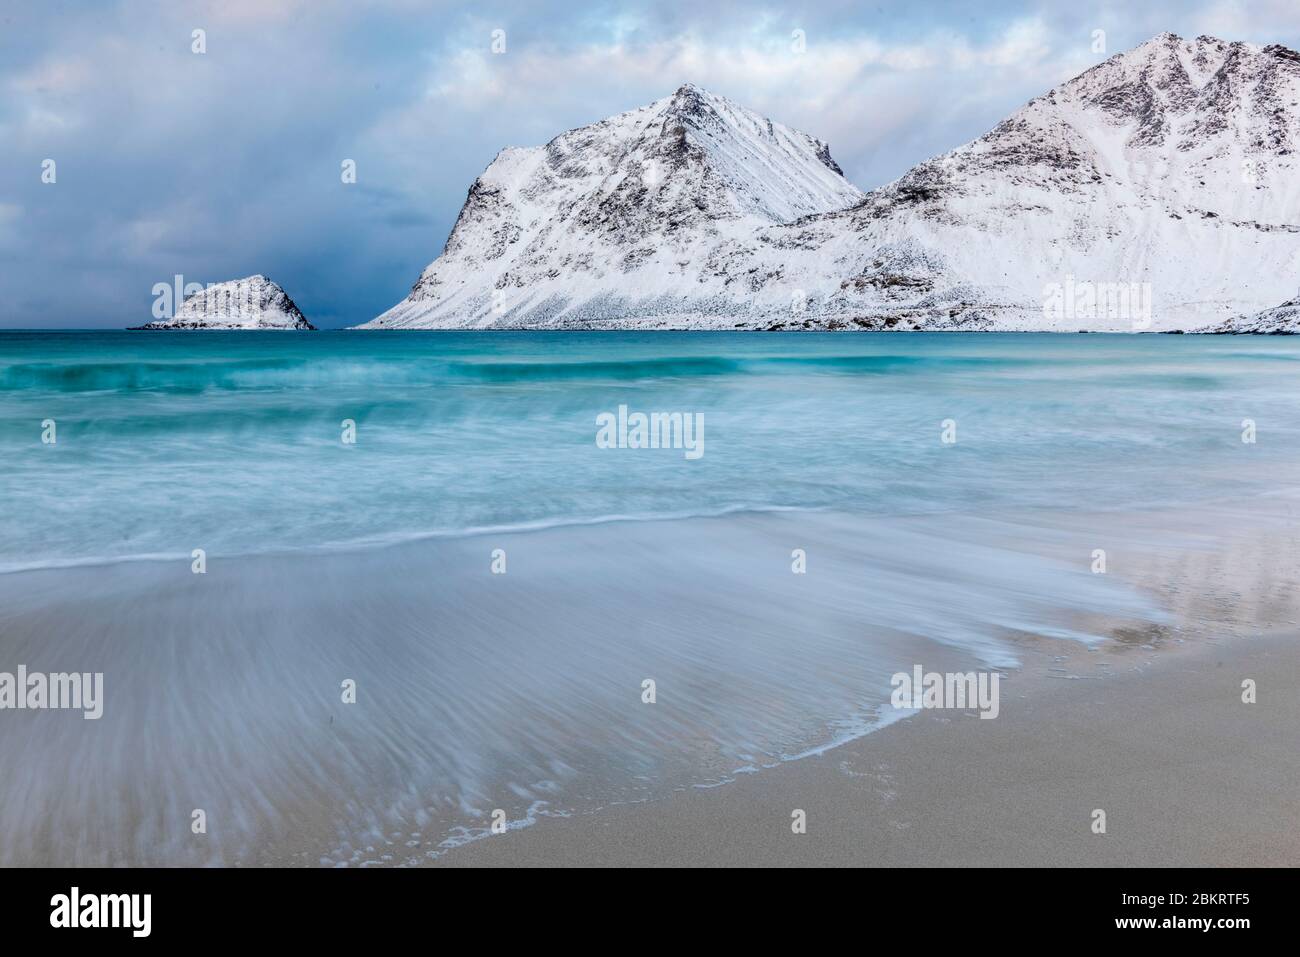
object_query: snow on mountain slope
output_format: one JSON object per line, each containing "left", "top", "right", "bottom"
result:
{"left": 362, "top": 34, "right": 1300, "bottom": 331}
{"left": 750, "top": 32, "right": 1300, "bottom": 332}
{"left": 133, "top": 275, "right": 315, "bottom": 330}
{"left": 359, "top": 84, "right": 863, "bottom": 328}
{"left": 1199, "top": 291, "right": 1300, "bottom": 333}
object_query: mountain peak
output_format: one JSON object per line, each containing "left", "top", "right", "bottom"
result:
{"left": 659, "top": 82, "right": 722, "bottom": 125}
{"left": 1146, "top": 30, "right": 1184, "bottom": 45}
{"left": 359, "top": 86, "right": 863, "bottom": 328}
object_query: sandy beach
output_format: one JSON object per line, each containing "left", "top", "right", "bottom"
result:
{"left": 1, "top": 497, "right": 1296, "bottom": 867}
{"left": 427, "top": 498, "right": 1300, "bottom": 867}
{"left": 434, "top": 625, "right": 1300, "bottom": 867}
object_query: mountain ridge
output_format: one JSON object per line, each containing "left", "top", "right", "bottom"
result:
{"left": 359, "top": 33, "right": 1300, "bottom": 332}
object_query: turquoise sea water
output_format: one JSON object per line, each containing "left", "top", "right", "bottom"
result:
{"left": 2, "top": 331, "right": 1299, "bottom": 572}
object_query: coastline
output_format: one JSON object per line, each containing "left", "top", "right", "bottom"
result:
{"left": 0, "top": 500, "right": 1296, "bottom": 866}
{"left": 432, "top": 624, "right": 1300, "bottom": 867}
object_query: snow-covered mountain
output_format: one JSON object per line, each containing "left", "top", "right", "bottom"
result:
{"left": 358, "top": 84, "right": 863, "bottom": 329}
{"left": 1200, "top": 291, "right": 1300, "bottom": 333}
{"left": 361, "top": 34, "right": 1300, "bottom": 331}
{"left": 133, "top": 275, "right": 314, "bottom": 330}
{"left": 764, "top": 32, "right": 1300, "bottom": 332}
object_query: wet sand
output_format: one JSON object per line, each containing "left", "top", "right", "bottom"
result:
{"left": 434, "top": 625, "right": 1300, "bottom": 866}
{"left": 0, "top": 503, "right": 1296, "bottom": 866}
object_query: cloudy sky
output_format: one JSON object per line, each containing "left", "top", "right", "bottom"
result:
{"left": 3, "top": 0, "right": 1298, "bottom": 328}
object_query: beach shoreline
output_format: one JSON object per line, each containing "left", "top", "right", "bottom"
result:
{"left": 0, "top": 499, "right": 1296, "bottom": 866}
{"left": 431, "top": 624, "right": 1300, "bottom": 867}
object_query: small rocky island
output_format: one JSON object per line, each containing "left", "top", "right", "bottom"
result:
{"left": 131, "top": 275, "right": 314, "bottom": 330}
